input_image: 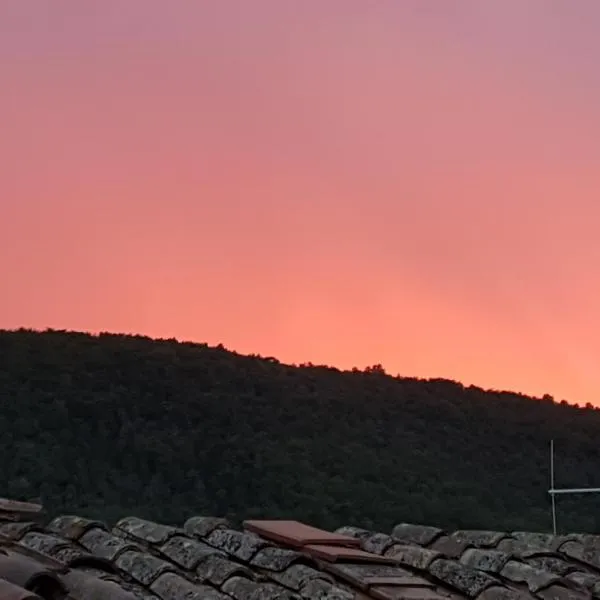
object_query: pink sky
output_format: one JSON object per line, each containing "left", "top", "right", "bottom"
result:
{"left": 2, "top": 1, "right": 600, "bottom": 404}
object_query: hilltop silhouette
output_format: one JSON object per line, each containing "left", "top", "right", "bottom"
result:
{"left": 1, "top": 328, "right": 600, "bottom": 533}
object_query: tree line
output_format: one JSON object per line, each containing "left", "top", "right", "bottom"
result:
{"left": 1, "top": 328, "right": 600, "bottom": 533}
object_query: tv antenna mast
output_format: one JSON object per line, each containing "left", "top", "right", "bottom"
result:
{"left": 548, "top": 439, "right": 600, "bottom": 535}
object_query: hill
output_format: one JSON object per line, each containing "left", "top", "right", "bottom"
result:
{"left": 1, "top": 328, "right": 600, "bottom": 533}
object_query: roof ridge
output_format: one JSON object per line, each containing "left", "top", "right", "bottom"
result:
{"left": 0, "top": 497, "right": 597, "bottom": 600}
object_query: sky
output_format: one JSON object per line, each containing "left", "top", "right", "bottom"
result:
{"left": 2, "top": 1, "right": 600, "bottom": 405}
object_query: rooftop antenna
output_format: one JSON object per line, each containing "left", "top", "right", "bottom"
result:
{"left": 548, "top": 439, "right": 600, "bottom": 535}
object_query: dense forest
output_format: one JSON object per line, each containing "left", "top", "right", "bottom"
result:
{"left": 1, "top": 328, "right": 600, "bottom": 534}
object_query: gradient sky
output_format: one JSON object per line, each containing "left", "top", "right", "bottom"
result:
{"left": 2, "top": 1, "right": 600, "bottom": 404}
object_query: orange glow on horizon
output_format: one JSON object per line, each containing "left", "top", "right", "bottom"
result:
{"left": 2, "top": 1, "right": 600, "bottom": 405}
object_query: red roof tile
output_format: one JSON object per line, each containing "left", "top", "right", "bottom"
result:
{"left": 243, "top": 519, "right": 361, "bottom": 548}
{"left": 303, "top": 543, "right": 400, "bottom": 563}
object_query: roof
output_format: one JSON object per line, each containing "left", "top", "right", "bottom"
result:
{"left": 0, "top": 497, "right": 597, "bottom": 600}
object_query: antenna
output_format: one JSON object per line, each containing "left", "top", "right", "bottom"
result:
{"left": 548, "top": 439, "right": 600, "bottom": 535}
{"left": 550, "top": 439, "right": 557, "bottom": 535}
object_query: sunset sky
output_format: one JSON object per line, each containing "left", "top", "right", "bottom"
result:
{"left": 2, "top": 1, "right": 600, "bottom": 405}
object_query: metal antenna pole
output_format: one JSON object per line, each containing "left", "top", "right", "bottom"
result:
{"left": 548, "top": 439, "right": 600, "bottom": 535}
{"left": 550, "top": 439, "right": 557, "bottom": 535}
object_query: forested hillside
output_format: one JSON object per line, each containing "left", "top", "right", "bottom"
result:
{"left": 1, "top": 329, "right": 600, "bottom": 533}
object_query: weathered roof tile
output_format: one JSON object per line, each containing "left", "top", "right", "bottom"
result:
{"left": 61, "top": 568, "right": 146, "bottom": 600}
{"left": 114, "top": 549, "right": 176, "bottom": 586}
{"left": 46, "top": 515, "right": 106, "bottom": 541}
{"left": 478, "top": 586, "right": 534, "bottom": 600}
{"left": 500, "top": 560, "right": 562, "bottom": 593}
{"left": 17, "top": 531, "right": 70, "bottom": 558}
{"left": 184, "top": 517, "right": 229, "bottom": 539}
{"left": 158, "top": 535, "right": 225, "bottom": 570}
{"left": 0, "top": 522, "right": 42, "bottom": 541}
{"left": 0, "top": 577, "right": 41, "bottom": 600}
{"left": 0, "top": 549, "right": 66, "bottom": 598}
{"left": 560, "top": 540, "right": 600, "bottom": 570}
{"left": 510, "top": 533, "right": 567, "bottom": 553}
{"left": 221, "top": 575, "right": 299, "bottom": 600}
{"left": 204, "top": 528, "right": 268, "bottom": 562}
{"left": 451, "top": 531, "right": 508, "bottom": 549}
{"left": 535, "top": 583, "right": 586, "bottom": 600}
{"left": 298, "top": 577, "right": 355, "bottom": 599}
{"left": 430, "top": 536, "right": 471, "bottom": 559}
{"left": 368, "top": 585, "right": 448, "bottom": 600}
{"left": 525, "top": 555, "right": 576, "bottom": 577}
{"left": 364, "top": 534, "right": 397, "bottom": 556}
{"left": 459, "top": 549, "right": 511, "bottom": 574}
{"left": 150, "top": 571, "right": 228, "bottom": 600}
{"left": 115, "top": 517, "right": 181, "bottom": 546}
{"left": 385, "top": 544, "right": 442, "bottom": 570}
{"left": 17, "top": 531, "right": 107, "bottom": 569}
{"left": 334, "top": 527, "right": 396, "bottom": 556}
{"left": 266, "top": 562, "right": 334, "bottom": 591}
{"left": 196, "top": 554, "right": 254, "bottom": 586}
{"left": 564, "top": 570, "right": 600, "bottom": 589}
{"left": 3, "top": 494, "right": 600, "bottom": 600}
{"left": 79, "top": 527, "right": 141, "bottom": 561}
{"left": 392, "top": 525, "right": 444, "bottom": 547}
{"left": 335, "top": 526, "right": 372, "bottom": 540}
{"left": 427, "top": 558, "right": 498, "bottom": 597}
{"left": 250, "top": 546, "right": 305, "bottom": 571}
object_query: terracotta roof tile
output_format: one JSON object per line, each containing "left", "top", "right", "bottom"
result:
{"left": 0, "top": 500, "right": 44, "bottom": 524}
{"left": 303, "top": 544, "right": 400, "bottom": 564}
{"left": 0, "top": 495, "right": 599, "bottom": 600}
{"left": 0, "top": 524, "right": 42, "bottom": 543}
{"left": 322, "top": 562, "right": 429, "bottom": 590}
{"left": 244, "top": 520, "right": 361, "bottom": 549}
